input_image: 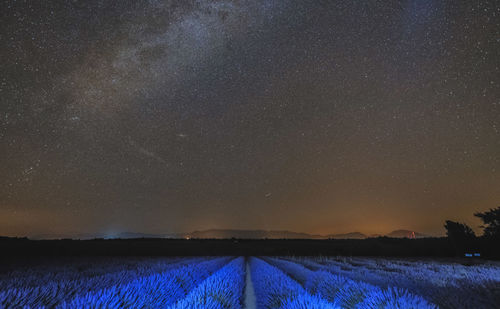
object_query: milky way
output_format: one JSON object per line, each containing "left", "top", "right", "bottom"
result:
{"left": 1, "top": 0, "right": 499, "bottom": 237}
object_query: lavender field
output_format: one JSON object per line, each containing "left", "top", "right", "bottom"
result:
{"left": 0, "top": 256, "right": 498, "bottom": 308}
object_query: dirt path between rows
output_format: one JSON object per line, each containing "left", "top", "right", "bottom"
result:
{"left": 244, "top": 260, "right": 257, "bottom": 309}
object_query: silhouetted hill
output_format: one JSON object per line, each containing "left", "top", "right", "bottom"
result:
{"left": 326, "top": 232, "right": 367, "bottom": 239}
{"left": 386, "top": 230, "right": 429, "bottom": 238}
{"left": 184, "top": 229, "right": 324, "bottom": 239}
{"left": 185, "top": 229, "right": 429, "bottom": 239}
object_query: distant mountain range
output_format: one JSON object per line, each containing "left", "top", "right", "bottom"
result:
{"left": 385, "top": 229, "right": 428, "bottom": 239}
{"left": 25, "top": 229, "right": 430, "bottom": 240}
{"left": 184, "top": 229, "right": 324, "bottom": 239}
{"left": 181, "top": 229, "right": 429, "bottom": 240}
{"left": 326, "top": 232, "right": 368, "bottom": 239}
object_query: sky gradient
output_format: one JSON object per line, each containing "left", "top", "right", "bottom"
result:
{"left": 1, "top": 0, "right": 499, "bottom": 238}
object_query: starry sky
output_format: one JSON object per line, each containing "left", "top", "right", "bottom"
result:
{"left": 1, "top": 0, "right": 499, "bottom": 238}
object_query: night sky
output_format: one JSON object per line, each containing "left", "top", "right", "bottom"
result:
{"left": 1, "top": 0, "right": 499, "bottom": 238}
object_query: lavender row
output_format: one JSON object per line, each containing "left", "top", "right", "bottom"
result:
{"left": 170, "top": 257, "right": 246, "bottom": 309}
{"left": 265, "top": 257, "right": 436, "bottom": 308}
{"left": 0, "top": 257, "right": 223, "bottom": 308}
{"left": 250, "top": 257, "right": 337, "bottom": 308}
{"left": 288, "top": 256, "right": 500, "bottom": 308}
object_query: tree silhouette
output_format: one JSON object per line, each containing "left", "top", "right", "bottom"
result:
{"left": 444, "top": 220, "right": 476, "bottom": 240}
{"left": 474, "top": 206, "right": 500, "bottom": 239}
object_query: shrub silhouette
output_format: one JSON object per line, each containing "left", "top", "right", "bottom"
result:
{"left": 444, "top": 221, "right": 475, "bottom": 241}
{"left": 474, "top": 206, "right": 500, "bottom": 239}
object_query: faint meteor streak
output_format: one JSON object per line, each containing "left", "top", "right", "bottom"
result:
{"left": 127, "top": 137, "right": 167, "bottom": 165}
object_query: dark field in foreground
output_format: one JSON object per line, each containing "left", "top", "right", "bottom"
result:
{"left": 1, "top": 237, "right": 499, "bottom": 259}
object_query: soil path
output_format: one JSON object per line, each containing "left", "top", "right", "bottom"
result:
{"left": 244, "top": 260, "right": 257, "bottom": 309}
